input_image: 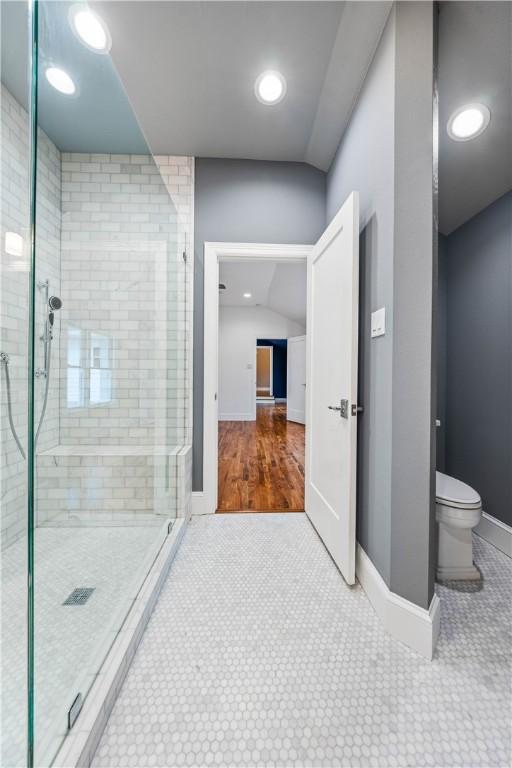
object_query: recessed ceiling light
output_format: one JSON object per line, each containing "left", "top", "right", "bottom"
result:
{"left": 243, "top": 292, "right": 252, "bottom": 299}
{"left": 255, "top": 70, "right": 286, "bottom": 106}
{"left": 69, "top": 4, "right": 112, "bottom": 54}
{"left": 447, "top": 103, "right": 490, "bottom": 141}
{"left": 45, "top": 66, "right": 76, "bottom": 95}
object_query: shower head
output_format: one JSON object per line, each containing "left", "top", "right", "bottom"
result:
{"left": 48, "top": 295, "right": 62, "bottom": 311}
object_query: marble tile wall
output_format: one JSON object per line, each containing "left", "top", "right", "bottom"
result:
{"left": 1, "top": 83, "right": 61, "bottom": 548}
{"left": 1, "top": 84, "right": 194, "bottom": 541}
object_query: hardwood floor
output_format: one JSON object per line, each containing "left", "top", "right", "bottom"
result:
{"left": 217, "top": 404, "right": 305, "bottom": 512}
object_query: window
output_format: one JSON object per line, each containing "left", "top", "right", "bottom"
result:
{"left": 67, "top": 327, "right": 85, "bottom": 408}
{"left": 89, "top": 333, "right": 112, "bottom": 405}
{"left": 67, "top": 327, "right": 113, "bottom": 408}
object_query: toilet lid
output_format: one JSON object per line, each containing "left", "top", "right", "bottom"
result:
{"left": 436, "top": 471, "right": 481, "bottom": 507}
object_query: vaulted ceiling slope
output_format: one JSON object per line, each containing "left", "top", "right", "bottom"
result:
{"left": 94, "top": 1, "right": 391, "bottom": 171}
{"left": 438, "top": 2, "right": 512, "bottom": 234}
{"left": 219, "top": 261, "right": 307, "bottom": 327}
{"left": 3, "top": 1, "right": 508, "bottom": 235}
{"left": 1, "top": 0, "right": 149, "bottom": 154}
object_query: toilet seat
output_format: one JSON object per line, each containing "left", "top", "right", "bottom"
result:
{"left": 435, "top": 471, "right": 481, "bottom": 510}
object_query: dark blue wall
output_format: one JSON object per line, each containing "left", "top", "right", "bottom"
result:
{"left": 257, "top": 339, "right": 288, "bottom": 399}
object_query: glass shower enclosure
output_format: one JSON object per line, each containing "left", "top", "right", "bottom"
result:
{"left": 1, "top": 2, "right": 190, "bottom": 765}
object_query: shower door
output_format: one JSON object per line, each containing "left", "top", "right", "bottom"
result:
{"left": 1, "top": 0, "right": 189, "bottom": 765}
{"left": 0, "top": 2, "right": 33, "bottom": 765}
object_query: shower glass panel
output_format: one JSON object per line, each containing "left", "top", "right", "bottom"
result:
{"left": 34, "top": 1, "right": 185, "bottom": 763}
{"left": 1, "top": 0, "right": 189, "bottom": 765}
{"left": 1, "top": 2, "right": 32, "bottom": 765}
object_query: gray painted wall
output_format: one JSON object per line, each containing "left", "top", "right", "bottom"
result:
{"left": 437, "top": 235, "right": 448, "bottom": 472}
{"left": 193, "top": 6, "right": 435, "bottom": 611}
{"left": 389, "top": 1, "right": 435, "bottom": 609}
{"left": 327, "top": 9, "right": 395, "bottom": 589}
{"left": 193, "top": 158, "right": 326, "bottom": 490}
{"left": 327, "top": 3, "right": 435, "bottom": 609}
{"left": 444, "top": 191, "right": 512, "bottom": 526}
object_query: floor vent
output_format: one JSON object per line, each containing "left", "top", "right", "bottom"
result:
{"left": 63, "top": 587, "right": 95, "bottom": 606}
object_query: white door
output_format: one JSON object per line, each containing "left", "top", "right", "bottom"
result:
{"left": 256, "top": 346, "right": 273, "bottom": 398}
{"left": 287, "top": 335, "right": 306, "bottom": 424}
{"left": 305, "top": 191, "right": 359, "bottom": 584}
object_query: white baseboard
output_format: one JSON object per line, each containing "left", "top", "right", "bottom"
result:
{"left": 287, "top": 408, "right": 305, "bottom": 424}
{"left": 475, "top": 511, "right": 512, "bottom": 558}
{"left": 218, "top": 413, "right": 254, "bottom": 421}
{"left": 356, "top": 543, "right": 440, "bottom": 660}
{"left": 192, "top": 491, "right": 215, "bottom": 516}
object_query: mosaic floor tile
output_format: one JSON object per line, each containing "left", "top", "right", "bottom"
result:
{"left": 1, "top": 524, "right": 163, "bottom": 767}
{"left": 92, "top": 513, "right": 512, "bottom": 768}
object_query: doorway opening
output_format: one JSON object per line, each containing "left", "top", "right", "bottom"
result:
{"left": 215, "top": 258, "right": 308, "bottom": 513}
{"left": 256, "top": 342, "right": 274, "bottom": 401}
{"left": 201, "top": 242, "right": 312, "bottom": 517}
{"left": 218, "top": 334, "right": 307, "bottom": 512}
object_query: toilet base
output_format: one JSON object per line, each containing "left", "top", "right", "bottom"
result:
{"left": 437, "top": 522, "right": 481, "bottom": 582}
{"left": 437, "top": 563, "right": 481, "bottom": 581}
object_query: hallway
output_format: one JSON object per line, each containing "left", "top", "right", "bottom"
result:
{"left": 92, "top": 514, "right": 511, "bottom": 768}
{"left": 217, "top": 405, "right": 305, "bottom": 512}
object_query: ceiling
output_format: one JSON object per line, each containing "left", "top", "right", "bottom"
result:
{"left": 438, "top": 2, "right": 512, "bottom": 234}
{"left": 1, "top": 0, "right": 148, "bottom": 153}
{"left": 219, "top": 261, "right": 307, "bottom": 327}
{"left": 2, "top": 1, "right": 510, "bottom": 232}
{"left": 0, "top": 0, "right": 391, "bottom": 170}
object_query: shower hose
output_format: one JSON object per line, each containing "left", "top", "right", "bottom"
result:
{"left": 1, "top": 334, "right": 53, "bottom": 460}
{"left": 1, "top": 352, "right": 27, "bottom": 460}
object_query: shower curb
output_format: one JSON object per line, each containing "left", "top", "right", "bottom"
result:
{"left": 52, "top": 517, "right": 187, "bottom": 768}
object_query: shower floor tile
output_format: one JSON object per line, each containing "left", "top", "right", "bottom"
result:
{"left": 1, "top": 524, "right": 163, "bottom": 768}
{"left": 92, "top": 513, "right": 511, "bottom": 768}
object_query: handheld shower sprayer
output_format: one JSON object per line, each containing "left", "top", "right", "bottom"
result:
{"left": 35, "top": 290, "right": 62, "bottom": 445}
{"left": 1, "top": 283, "right": 64, "bottom": 458}
{"left": 38, "top": 294, "right": 62, "bottom": 377}
{"left": 48, "top": 295, "right": 62, "bottom": 312}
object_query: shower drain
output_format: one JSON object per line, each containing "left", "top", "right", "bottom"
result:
{"left": 62, "top": 587, "right": 95, "bottom": 606}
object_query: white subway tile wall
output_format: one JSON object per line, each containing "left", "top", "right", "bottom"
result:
{"left": 155, "top": 155, "right": 194, "bottom": 449}
{"left": 1, "top": 84, "right": 61, "bottom": 549}
{"left": 1, "top": 84, "right": 194, "bottom": 541}
{"left": 50, "top": 152, "right": 193, "bottom": 522}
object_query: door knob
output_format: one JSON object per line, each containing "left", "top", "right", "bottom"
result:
{"left": 328, "top": 399, "right": 349, "bottom": 418}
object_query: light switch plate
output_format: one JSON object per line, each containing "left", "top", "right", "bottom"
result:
{"left": 371, "top": 307, "right": 386, "bottom": 338}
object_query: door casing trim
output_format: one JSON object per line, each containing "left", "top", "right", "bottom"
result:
{"left": 202, "top": 242, "right": 313, "bottom": 515}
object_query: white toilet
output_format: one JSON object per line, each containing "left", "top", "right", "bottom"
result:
{"left": 436, "top": 471, "right": 482, "bottom": 581}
